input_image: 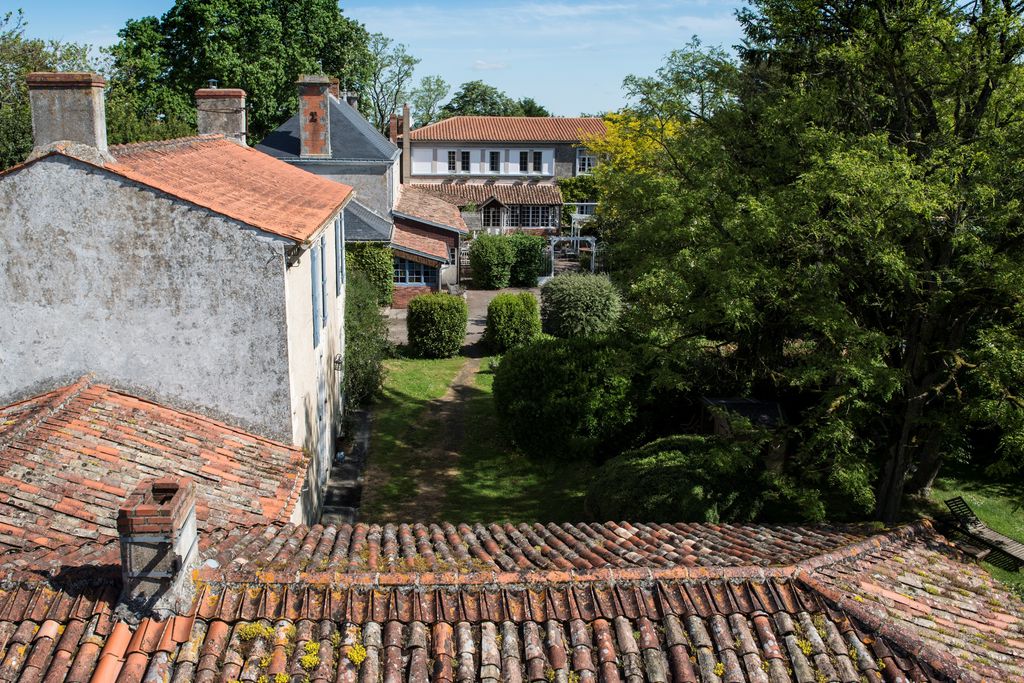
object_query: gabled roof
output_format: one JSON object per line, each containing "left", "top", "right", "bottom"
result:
{"left": 108, "top": 135, "right": 351, "bottom": 242}
{"left": 257, "top": 96, "right": 400, "bottom": 162}
{"left": 0, "top": 521, "right": 1020, "bottom": 681}
{"left": 345, "top": 201, "right": 393, "bottom": 242}
{"left": 394, "top": 185, "right": 469, "bottom": 233}
{"left": 0, "top": 377, "right": 308, "bottom": 554}
{"left": 410, "top": 182, "right": 563, "bottom": 207}
{"left": 409, "top": 116, "right": 606, "bottom": 142}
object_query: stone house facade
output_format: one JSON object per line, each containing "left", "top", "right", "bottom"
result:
{"left": 0, "top": 73, "right": 353, "bottom": 521}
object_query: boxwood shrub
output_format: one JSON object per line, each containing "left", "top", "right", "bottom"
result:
{"left": 343, "top": 271, "right": 391, "bottom": 409}
{"left": 469, "top": 234, "right": 514, "bottom": 289}
{"left": 541, "top": 272, "right": 622, "bottom": 338}
{"left": 484, "top": 292, "right": 541, "bottom": 352}
{"left": 406, "top": 293, "right": 468, "bottom": 358}
{"left": 492, "top": 336, "right": 638, "bottom": 462}
{"left": 346, "top": 242, "right": 394, "bottom": 306}
{"left": 507, "top": 233, "right": 547, "bottom": 287}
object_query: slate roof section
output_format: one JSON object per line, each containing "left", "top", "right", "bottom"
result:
{"left": 345, "top": 201, "right": 393, "bottom": 242}
{"left": 410, "top": 182, "right": 563, "bottom": 207}
{"left": 257, "top": 95, "right": 400, "bottom": 162}
{"left": 0, "top": 377, "right": 308, "bottom": 554}
{"left": 395, "top": 186, "right": 469, "bottom": 233}
{"left": 0, "top": 521, "right": 1020, "bottom": 681}
{"left": 392, "top": 224, "right": 451, "bottom": 262}
{"left": 107, "top": 135, "right": 352, "bottom": 242}
{"left": 409, "top": 116, "right": 607, "bottom": 142}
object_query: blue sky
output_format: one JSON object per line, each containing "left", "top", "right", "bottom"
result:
{"left": 8, "top": 0, "right": 749, "bottom": 115}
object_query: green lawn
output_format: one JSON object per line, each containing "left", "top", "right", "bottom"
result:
{"left": 441, "top": 359, "right": 592, "bottom": 522}
{"left": 360, "top": 354, "right": 592, "bottom": 523}
{"left": 929, "top": 472, "right": 1024, "bottom": 592}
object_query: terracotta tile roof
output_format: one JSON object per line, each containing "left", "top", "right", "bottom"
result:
{"left": 409, "top": 116, "right": 606, "bottom": 142}
{"left": 395, "top": 186, "right": 469, "bottom": 233}
{"left": 392, "top": 223, "right": 451, "bottom": 262}
{"left": 409, "top": 182, "right": 563, "bottom": 207}
{"left": 106, "top": 135, "right": 352, "bottom": 242}
{"left": 0, "top": 377, "right": 308, "bottom": 554}
{"left": 1, "top": 521, "right": 1020, "bottom": 681}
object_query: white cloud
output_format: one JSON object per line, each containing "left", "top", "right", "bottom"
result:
{"left": 472, "top": 60, "right": 508, "bottom": 71}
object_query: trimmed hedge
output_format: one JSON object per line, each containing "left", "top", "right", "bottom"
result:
{"left": 406, "top": 293, "right": 468, "bottom": 358}
{"left": 469, "top": 234, "right": 514, "bottom": 289}
{"left": 484, "top": 292, "right": 541, "bottom": 352}
{"left": 492, "top": 336, "right": 637, "bottom": 462}
{"left": 584, "top": 435, "right": 764, "bottom": 522}
{"left": 541, "top": 273, "right": 622, "bottom": 338}
{"left": 346, "top": 242, "right": 394, "bottom": 306}
{"left": 343, "top": 271, "right": 391, "bottom": 409}
{"left": 507, "top": 233, "right": 546, "bottom": 287}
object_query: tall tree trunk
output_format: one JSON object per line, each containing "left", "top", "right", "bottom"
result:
{"left": 876, "top": 392, "right": 926, "bottom": 523}
{"left": 904, "top": 429, "right": 944, "bottom": 496}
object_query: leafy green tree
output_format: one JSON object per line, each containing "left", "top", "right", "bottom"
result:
{"left": 365, "top": 33, "right": 418, "bottom": 135}
{"left": 439, "top": 80, "right": 550, "bottom": 119}
{"left": 410, "top": 74, "right": 448, "bottom": 127}
{"left": 0, "top": 10, "right": 92, "bottom": 168}
{"left": 595, "top": 5, "right": 1024, "bottom": 523}
{"left": 105, "top": 0, "right": 372, "bottom": 143}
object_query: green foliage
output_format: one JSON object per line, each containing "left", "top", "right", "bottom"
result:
{"left": 410, "top": 75, "right": 448, "bottom": 128}
{"left": 469, "top": 234, "right": 514, "bottom": 289}
{"left": 365, "top": 33, "right": 418, "bottom": 134}
{"left": 439, "top": 80, "right": 550, "bottom": 119}
{"left": 484, "top": 292, "right": 540, "bottom": 352}
{"left": 586, "top": 435, "right": 766, "bottom": 523}
{"left": 507, "top": 233, "right": 546, "bottom": 287}
{"left": 346, "top": 242, "right": 394, "bottom": 306}
{"left": 0, "top": 10, "right": 93, "bottom": 169}
{"left": 406, "top": 293, "right": 467, "bottom": 359}
{"left": 104, "top": 0, "right": 373, "bottom": 144}
{"left": 344, "top": 272, "right": 391, "bottom": 410}
{"left": 595, "top": 4, "right": 1024, "bottom": 521}
{"left": 558, "top": 174, "right": 600, "bottom": 228}
{"left": 541, "top": 273, "right": 622, "bottom": 339}
{"left": 493, "top": 337, "right": 638, "bottom": 461}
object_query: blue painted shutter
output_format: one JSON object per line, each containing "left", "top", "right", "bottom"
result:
{"left": 320, "top": 235, "right": 328, "bottom": 327}
{"left": 311, "top": 242, "right": 322, "bottom": 348}
{"left": 335, "top": 215, "right": 344, "bottom": 293}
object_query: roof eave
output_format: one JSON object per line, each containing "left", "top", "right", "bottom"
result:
{"left": 392, "top": 211, "right": 467, "bottom": 236}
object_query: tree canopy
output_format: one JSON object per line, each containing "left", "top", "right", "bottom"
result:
{"left": 439, "top": 80, "right": 550, "bottom": 119}
{"left": 105, "top": 0, "right": 373, "bottom": 144}
{"left": 364, "top": 33, "right": 417, "bottom": 135}
{"left": 593, "top": 3, "right": 1024, "bottom": 523}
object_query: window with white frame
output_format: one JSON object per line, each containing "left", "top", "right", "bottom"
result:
{"left": 447, "top": 150, "right": 456, "bottom": 173}
{"left": 576, "top": 148, "right": 596, "bottom": 175}
{"left": 393, "top": 256, "right": 439, "bottom": 286}
{"left": 519, "top": 151, "right": 529, "bottom": 174}
{"left": 489, "top": 150, "right": 501, "bottom": 173}
{"left": 510, "top": 205, "right": 555, "bottom": 228}
{"left": 532, "top": 151, "right": 543, "bottom": 173}
{"left": 460, "top": 150, "right": 471, "bottom": 173}
{"left": 482, "top": 205, "right": 502, "bottom": 228}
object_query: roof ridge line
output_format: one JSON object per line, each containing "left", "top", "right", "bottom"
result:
{"left": 792, "top": 520, "right": 933, "bottom": 574}
{"left": 108, "top": 134, "right": 224, "bottom": 155}
{"left": 0, "top": 374, "right": 96, "bottom": 453}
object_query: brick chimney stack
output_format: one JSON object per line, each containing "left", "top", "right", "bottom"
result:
{"left": 117, "top": 477, "right": 198, "bottom": 616}
{"left": 329, "top": 77, "right": 341, "bottom": 99}
{"left": 25, "top": 72, "right": 108, "bottom": 157}
{"left": 389, "top": 113, "right": 398, "bottom": 144}
{"left": 297, "top": 75, "right": 332, "bottom": 158}
{"left": 195, "top": 85, "right": 247, "bottom": 145}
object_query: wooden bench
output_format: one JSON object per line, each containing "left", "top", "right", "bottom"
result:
{"left": 944, "top": 496, "right": 1024, "bottom": 571}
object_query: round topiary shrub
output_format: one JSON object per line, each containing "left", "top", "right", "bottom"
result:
{"left": 492, "top": 336, "right": 638, "bottom": 461}
{"left": 484, "top": 292, "right": 541, "bottom": 352}
{"left": 507, "top": 233, "right": 547, "bottom": 287}
{"left": 585, "top": 435, "right": 764, "bottom": 522}
{"left": 469, "top": 234, "right": 514, "bottom": 289}
{"left": 406, "top": 292, "right": 468, "bottom": 358}
{"left": 541, "top": 273, "right": 622, "bottom": 338}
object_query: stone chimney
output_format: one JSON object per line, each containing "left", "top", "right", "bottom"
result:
{"left": 340, "top": 91, "right": 359, "bottom": 108}
{"left": 25, "top": 72, "right": 108, "bottom": 157}
{"left": 297, "top": 74, "right": 332, "bottom": 158}
{"left": 401, "top": 102, "right": 411, "bottom": 182}
{"left": 329, "top": 77, "right": 341, "bottom": 99}
{"left": 195, "top": 84, "right": 247, "bottom": 145}
{"left": 389, "top": 113, "right": 398, "bottom": 144}
{"left": 117, "top": 477, "right": 198, "bottom": 616}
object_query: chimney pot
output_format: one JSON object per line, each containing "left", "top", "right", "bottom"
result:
{"left": 401, "top": 102, "right": 411, "bottom": 182}
{"left": 389, "top": 113, "right": 398, "bottom": 144}
{"left": 195, "top": 87, "right": 247, "bottom": 145}
{"left": 26, "top": 72, "right": 108, "bottom": 156}
{"left": 297, "top": 74, "right": 332, "bottom": 158}
{"left": 117, "top": 477, "right": 198, "bottom": 617}
{"left": 207, "top": 78, "right": 218, "bottom": 89}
